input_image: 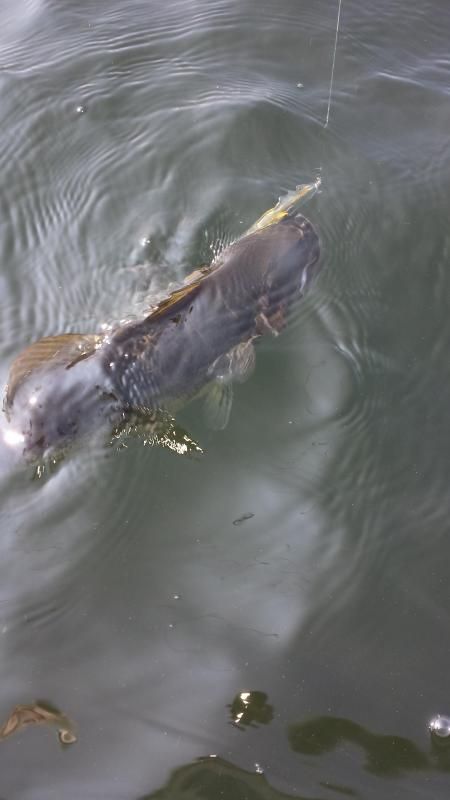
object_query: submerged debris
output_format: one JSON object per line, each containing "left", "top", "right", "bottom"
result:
{"left": 0, "top": 701, "right": 77, "bottom": 747}
{"left": 233, "top": 512, "right": 255, "bottom": 526}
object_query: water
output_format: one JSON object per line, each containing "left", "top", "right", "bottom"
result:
{"left": 0, "top": 0, "right": 449, "bottom": 797}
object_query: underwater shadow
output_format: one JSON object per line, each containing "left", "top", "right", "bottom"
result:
{"left": 288, "top": 715, "right": 450, "bottom": 776}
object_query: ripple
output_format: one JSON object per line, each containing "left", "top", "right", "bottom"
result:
{"left": 0, "top": 0, "right": 360, "bottom": 365}
{"left": 0, "top": 1, "right": 449, "bottom": 798}
{"left": 0, "top": 424, "right": 168, "bottom": 635}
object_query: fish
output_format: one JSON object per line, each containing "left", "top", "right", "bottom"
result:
{"left": 2, "top": 182, "right": 321, "bottom": 464}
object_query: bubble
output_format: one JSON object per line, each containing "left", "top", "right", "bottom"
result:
{"left": 254, "top": 763, "right": 264, "bottom": 774}
{"left": 76, "top": 105, "right": 86, "bottom": 114}
{"left": 58, "top": 729, "right": 77, "bottom": 746}
{"left": 429, "top": 715, "right": 450, "bottom": 739}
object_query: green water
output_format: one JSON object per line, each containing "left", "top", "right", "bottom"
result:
{"left": 0, "top": 1, "right": 449, "bottom": 798}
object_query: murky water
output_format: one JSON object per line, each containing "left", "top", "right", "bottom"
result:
{"left": 0, "top": 1, "right": 450, "bottom": 798}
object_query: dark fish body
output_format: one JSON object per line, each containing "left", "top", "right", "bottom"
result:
{"left": 103, "top": 213, "right": 319, "bottom": 410}
{"left": 3, "top": 203, "right": 320, "bottom": 462}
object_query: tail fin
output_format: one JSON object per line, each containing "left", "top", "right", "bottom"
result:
{"left": 5, "top": 333, "right": 102, "bottom": 410}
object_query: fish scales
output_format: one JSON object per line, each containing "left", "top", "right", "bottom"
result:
{"left": 104, "top": 215, "right": 319, "bottom": 411}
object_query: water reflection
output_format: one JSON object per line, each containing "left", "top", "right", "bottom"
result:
{"left": 139, "top": 756, "right": 323, "bottom": 800}
{"left": 228, "top": 690, "right": 274, "bottom": 729}
{"left": 142, "top": 715, "right": 450, "bottom": 799}
{"left": 288, "top": 716, "right": 450, "bottom": 776}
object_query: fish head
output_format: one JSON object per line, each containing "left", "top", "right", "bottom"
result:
{"left": 262, "top": 212, "right": 320, "bottom": 313}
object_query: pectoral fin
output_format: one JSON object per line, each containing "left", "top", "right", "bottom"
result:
{"left": 209, "top": 341, "right": 256, "bottom": 385}
{"left": 203, "top": 341, "right": 255, "bottom": 430}
{"left": 203, "top": 380, "right": 233, "bottom": 431}
{"left": 229, "top": 340, "right": 256, "bottom": 383}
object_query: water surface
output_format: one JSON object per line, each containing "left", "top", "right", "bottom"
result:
{"left": 0, "top": 1, "right": 450, "bottom": 798}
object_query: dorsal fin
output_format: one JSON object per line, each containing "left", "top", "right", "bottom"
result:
{"left": 144, "top": 275, "right": 204, "bottom": 323}
{"left": 5, "top": 333, "right": 102, "bottom": 409}
{"left": 182, "top": 264, "right": 212, "bottom": 285}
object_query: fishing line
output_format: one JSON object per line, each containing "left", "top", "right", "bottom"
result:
{"left": 325, "top": 0, "right": 343, "bottom": 127}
